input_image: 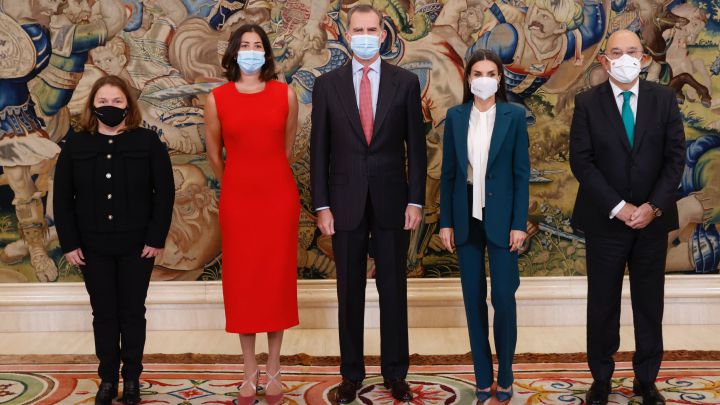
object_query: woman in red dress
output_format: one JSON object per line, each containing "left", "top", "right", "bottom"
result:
{"left": 204, "top": 24, "right": 300, "bottom": 405}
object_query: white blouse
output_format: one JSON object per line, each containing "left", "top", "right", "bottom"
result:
{"left": 467, "top": 104, "right": 496, "bottom": 221}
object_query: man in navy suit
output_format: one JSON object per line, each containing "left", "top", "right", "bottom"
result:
{"left": 310, "top": 4, "right": 426, "bottom": 403}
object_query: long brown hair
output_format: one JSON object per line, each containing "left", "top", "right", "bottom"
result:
{"left": 462, "top": 49, "right": 508, "bottom": 104}
{"left": 80, "top": 75, "right": 142, "bottom": 133}
{"left": 222, "top": 24, "right": 277, "bottom": 82}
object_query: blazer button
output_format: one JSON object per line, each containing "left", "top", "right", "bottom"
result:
{"left": 107, "top": 193, "right": 112, "bottom": 200}
{"left": 106, "top": 154, "right": 112, "bottom": 159}
{"left": 106, "top": 173, "right": 112, "bottom": 179}
{"left": 108, "top": 214, "right": 113, "bottom": 220}
{"left": 488, "top": 192, "right": 494, "bottom": 196}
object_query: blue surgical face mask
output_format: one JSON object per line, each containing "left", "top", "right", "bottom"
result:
{"left": 350, "top": 34, "right": 381, "bottom": 60}
{"left": 236, "top": 50, "right": 266, "bottom": 74}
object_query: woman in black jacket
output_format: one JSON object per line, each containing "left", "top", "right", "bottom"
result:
{"left": 53, "top": 75, "right": 175, "bottom": 405}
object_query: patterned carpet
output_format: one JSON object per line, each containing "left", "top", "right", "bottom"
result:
{"left": 1, "top": 354, "right": 719, "bottom": 404}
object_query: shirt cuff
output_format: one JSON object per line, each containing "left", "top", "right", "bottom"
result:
{"left": 315, "top": 206, "right": 330, "bottom": 212}
{"left": 408, "top": 203, "right": 423, "bottom": 208}
{"left": 609, "top": 200, "right": 626, "bottom": 219}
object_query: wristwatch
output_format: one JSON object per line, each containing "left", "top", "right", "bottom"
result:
{"left": 648, "top": 203, "right": 662, "bottom": 218}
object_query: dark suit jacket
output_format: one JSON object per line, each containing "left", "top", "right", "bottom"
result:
{"left": 310, "top": 60, "right": 427, "bottom": 230}
{"left": 53, "top": 128, "right": 175, "bottom": 253}
{"left": 569, "top": 80, "right": 686, "bottom": 235}
{"left": 439, "top": 101, "right": 530, "bottom": 247}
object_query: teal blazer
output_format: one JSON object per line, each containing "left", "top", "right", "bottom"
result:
{"left": 439, "top": 101, "right": 530, "bottom": 247}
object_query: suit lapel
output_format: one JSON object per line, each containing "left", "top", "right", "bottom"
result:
{"left": 632, "top": 80, "right": 653, "bottom": 155}
{"left": 487, "top": 102, "right": 511, "bottom": 169}
{"left": 600, "top": 81, "right": 632, "bottom": 153}
{"left": 371, "top": 61, "right": 398, "bottom": 143}
{"left": 454, "top": 102, "right": 471, "bottom": 179}
{"left": 334, "top": 63, "right": 365, "bottom": 141}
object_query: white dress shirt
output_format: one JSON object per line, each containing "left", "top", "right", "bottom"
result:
{"left": 608, "top": 80, "right": 639, "bottom": 219}
{"left": 467, "top": 104, "right": 496, "bottom": 221}
{"left": 316, "top": 57, "right": 421, "bottom": 211}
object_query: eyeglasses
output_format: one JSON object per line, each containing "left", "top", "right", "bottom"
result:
{"left": 605, "top": 50, "right": 644, "bottom": 60}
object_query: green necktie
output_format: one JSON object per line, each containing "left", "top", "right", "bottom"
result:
{"left": 622, "top": 91, "right": 635, "bottom": 147}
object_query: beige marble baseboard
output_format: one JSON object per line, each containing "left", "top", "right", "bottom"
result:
{"left": 1, "top": 276, "right": 719, "bottom": 332}
{"left": 3, "top": 326, "right": 720, "bottom": 356}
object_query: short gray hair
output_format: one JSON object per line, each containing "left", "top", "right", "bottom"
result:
{"left": 347, "top": 4, "right": 384, "bottom": 28}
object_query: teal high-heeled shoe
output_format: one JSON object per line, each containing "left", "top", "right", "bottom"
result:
{"left": 475, "top": 387, "right": 492, "bottom": 402}
{"left": 496, "top": 385, "right": 514, "bottom": 402}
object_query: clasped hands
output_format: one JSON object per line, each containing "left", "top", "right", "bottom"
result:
{"left": 616, "top": 202, "right": 656, "bottom": 229}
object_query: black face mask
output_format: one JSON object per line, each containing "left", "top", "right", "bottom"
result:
{"left": 93, "top": 106, "right": 128, "bottom": 128}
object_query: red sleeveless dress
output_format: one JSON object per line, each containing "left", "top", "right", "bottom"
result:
{"left": 213, "top": 80, "right": 300, "bottom": 333}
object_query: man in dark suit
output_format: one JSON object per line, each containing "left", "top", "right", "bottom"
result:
{"left": 310, "top": 4, "right": 426, "bottom": 403}
{"left": 570, "top": 30, "right": 685, "bottom": 405}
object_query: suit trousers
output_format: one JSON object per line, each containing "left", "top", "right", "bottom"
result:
{"left": 80, "top": 246, "right": 154, "bottom": 382}
{"left": 332, "top": 196, "right": 410, "bottom": 381}
{"left": 456, "top": 186, "right": 520, "bottom": 388}
{"left": 585, "top": 228, "right": 667, "bottom": 383}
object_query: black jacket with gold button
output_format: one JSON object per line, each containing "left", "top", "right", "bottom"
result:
{"left": 53, "top": 127, "right": 175, "bottom": 253}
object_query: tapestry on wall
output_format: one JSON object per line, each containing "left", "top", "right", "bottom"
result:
{"left": 0, "top": 0, "right": 718, "bottom": 282}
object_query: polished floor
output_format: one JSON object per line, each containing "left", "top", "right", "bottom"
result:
{"left": 3, "top": 325, "right": 719, "bottom": 356}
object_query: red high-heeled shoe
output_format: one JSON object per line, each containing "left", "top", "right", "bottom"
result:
{"left": 264, "top": 369, "right": 284, "bottom": 405}
{"left": 237, "top": 369, "right": 259, "bottom": 405}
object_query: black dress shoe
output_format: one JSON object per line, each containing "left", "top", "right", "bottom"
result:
{"left": 633, "top": 379, "right": 666, "bottom": 404}
{"left": 586, "top": 380, "right": 611, "bottom": 405}
{"left": 95, "top": 381, "right": 118, "bottom": 405}
{"left": 335, "top": 379, "right": 362, "bottom": 404}
{"left": 383, "top": 378, "right": 413, "bottom": 402}
{"left": 121, "top": 380, "right": 141, "bottom": 405}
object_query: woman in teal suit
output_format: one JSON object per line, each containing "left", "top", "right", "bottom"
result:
{"left": 439, "top": 49, "right": 530, "bottom": 402}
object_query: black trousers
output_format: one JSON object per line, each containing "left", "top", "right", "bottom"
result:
{"left": 332, "top": 197, "right": 410, "bottom": 381}
{"left": 81, "top": 246, "right": 154, "bottom": 383}
{"left": 585, "top": 228, "right": 667, "bottom": 383}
